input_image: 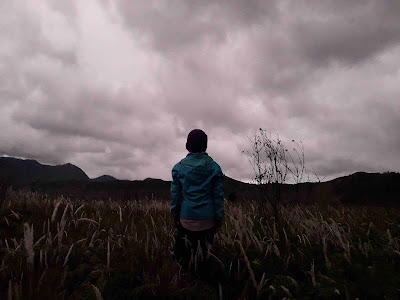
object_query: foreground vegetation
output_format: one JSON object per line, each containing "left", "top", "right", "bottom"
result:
{"left": 1, "top": 191, "right": 400, "bottom": 299}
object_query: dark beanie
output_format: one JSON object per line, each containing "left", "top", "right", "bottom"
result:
{"left": 186, "top": 129, "right": 208, "bottom": 153}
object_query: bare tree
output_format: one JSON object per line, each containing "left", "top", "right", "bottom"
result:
{"left": 243, "top": 129, "right": 288, "bottom": 227}
{"left": 243, "top": 129, "right": 308, "bottom": 227}
{"left": 308, "top": 166, "right": 326, "bottom": 184}
{"left": 286, "top": 140, "right": 306, "bottom": 203}
{"left": 304, "top": 166, "right": 327, "bottom": 205}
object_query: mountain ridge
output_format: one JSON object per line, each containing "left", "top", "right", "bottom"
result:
{"left": 91, "top": 175, "right": 118, "bottom": 182}
{"left": 1, "top": 156, "right": 399, "bottom": 206}
{"left": 0, "top": 157, "right": 89, "bottom": 186}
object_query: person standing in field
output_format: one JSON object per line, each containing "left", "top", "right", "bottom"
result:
{"left": 170, "top": 129, "right": 224, "bottom": 274}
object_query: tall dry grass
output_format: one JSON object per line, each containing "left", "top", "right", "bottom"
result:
{"left": 0, "top": 190, "right": 400, "bottom": 299}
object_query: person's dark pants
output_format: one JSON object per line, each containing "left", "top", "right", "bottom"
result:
{"left": 173, "top": 225, "right": 215, "bottom": 275}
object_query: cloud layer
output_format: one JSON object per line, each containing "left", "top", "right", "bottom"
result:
{"left": 1, "top": 0, "right": 399, "bottom": 181}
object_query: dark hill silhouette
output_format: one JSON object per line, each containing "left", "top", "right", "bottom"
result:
{"left": 0, "top": 157, "right": 89, "bottom": 186}
{"left": 263, "top": 171, "right": 400, "bottom": 207}
{"left": 330, "top": 171, "right": 400, "bottom": 206}
{"left": 91, "top": 175, "right": 118, "bottom": 182}
{"left": 0, "top": 156, "right": 399, "bottom": 206}
{"left": 24, "top": 175, "right": 253, "bottom": 202}
{"left": 0, "top": 157, "right": 254, "bottom": 201}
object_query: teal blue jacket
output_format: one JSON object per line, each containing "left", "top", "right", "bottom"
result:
{"left": 170, "top": 153, "right": 224, "bottom": 221}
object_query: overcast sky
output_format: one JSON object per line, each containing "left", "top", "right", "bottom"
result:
{"left": 1, "top": 0, "right": 399, "bottom": 182}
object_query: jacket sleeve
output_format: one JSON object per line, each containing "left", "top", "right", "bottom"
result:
{"left": 213, "top": 165, "right": 225, "bottom": 220}
{"left": 170, "top": 164, "right": 182, "bottom": 218}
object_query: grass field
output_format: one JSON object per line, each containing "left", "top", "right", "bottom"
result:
{"left": 1, "top": 190, "right": 400, "bottom": 299}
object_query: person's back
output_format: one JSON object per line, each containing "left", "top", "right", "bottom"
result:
{"left": 170, "top": 129, "right": 224, "bottom": 274}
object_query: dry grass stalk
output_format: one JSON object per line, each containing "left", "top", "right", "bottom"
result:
{"left": 207, "top": 252, "right": 225, "bottom": 269}
{"left": 74, "top": 204, "right": 84, "bottom": 215}
{"left": 10, "top": 210, "right": 20, "bottom": 220}
{"left": 284, "top": 254, "right": 293, "bottom": 269}
{"left": 281, "top": 285, "right": 292, "bottom": 297}
{"left": 107, "top": 238, "right": 111, "bottom": 268}
{"left": 46, "top": 230, "right": 53, "bottom": 247}
{"left": 319, "top": 274, "right": 336, "bottom": 284}
{"left": 264, "top": 243, "right": 271, "bottom": 259}
{"left": 236, "top": 240, "right": 257, "bottom": 288}
{"left": 51, "top": 200, "right": 62, "bottom": 222}
{"left": 303, "top": 234, "right": 311, "bottom": 246}
{"left": 37, "top": 269, "right": 47, "bottom": 288}
{"left": 285, "top": 275, "right": 298, "bottom": 287}
{"left": 63, "top": 243, "right": 74, "bottom": 267}
{"left": 23, "top": 223, "right": 34, "bottom": 270}
{"left": 77, "top": 218, "right": 100, "bottom": 226}
{"left": 329, "top": 218, "right": 351, "bottom": 263}
{"left": 297, "top": 234, "right": 302, "bottom": 244}
{"left": 282, "top": 227, "right": 289, "bottom": 246}
{"left": 257, "top": 272, "right": 269, "bottom": 296}
{"left": 60, "top": 203, "right": 70, "bottom": 225}
{"left": 322, "top": 236, "right": 331, "bottom": 270}
{"left": 34, "top": 234, "right": 46, "bottom": 248}
{"left": 269, "top": 285, "right": 276, "bottom": 296}
{"left": 387, "top": 229, "right": 393, "bottom": 246}
{"left": 119, "top": 205, "right": 123, "bottom": 223}
{"left": 273, "top": 243, "right": 280, "bottom": 257}
{"left": 12, "top": 238, "right": 20, "bottom": 250}
{"left": 367, "top": 222, "right": 373, "bottom": 237}
{"left": 228, "top": 260, "right": 233, "bottom": 276}
{"left": 76, "top": 238, "right": 88, "bottom": 245}
{"left": 8, "top": 280, "right": 12, "bottom": 300}
{"left": 91, "top": 284, "right": 104, "bottom": 300}
{"left": 3, "top": 190, "right": 400, "bottom": 298}
{"left": 58, "top": 203, "right": 70, "bottom": 247}
{"left": 44, "top": 250, "right": 48, "bottom": 268}
{"left": 308, "top": 260, "right": 316, "bottom": 287}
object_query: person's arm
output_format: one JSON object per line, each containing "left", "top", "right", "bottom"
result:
{"left": 213, "top": 166, "right": 225, "bottom": 222}
{"left": 170, "top": 164, "right": 182, "bottom": 223}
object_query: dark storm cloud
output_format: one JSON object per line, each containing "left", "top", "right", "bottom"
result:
{"left": 291, "top": 1, "right": 400, "bottom": 65}
{"left": 114, "top": 0, "right": 277, "bottom": 51}
{"left": 0, "top": 0, "right": 399, "bottom": 181}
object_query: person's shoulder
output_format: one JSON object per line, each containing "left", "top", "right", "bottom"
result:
{"left": 208, "top": 156, "right": 222, "bottom": 172}
{"left": 178, "top": 155, "right": 192, "bottom": 165}
{"left": 172, "top": 158, "right": 185, "bottom": 171}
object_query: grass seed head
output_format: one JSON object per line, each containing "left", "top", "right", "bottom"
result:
{"left": 23, "top": 223, "right": 34, "bottom": 270}
{"left": 51, "top": 200, "right": 62, "bottom": 222}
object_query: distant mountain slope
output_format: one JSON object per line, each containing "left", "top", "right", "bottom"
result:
{"left": 1, "top": 156, "right": 399, "bottom": 207}
{"left": 330, "top": 171, "right": 400, "bottom": 206}
{"left": 0, "top": 157, "right": 89, "bottom": 186}
{"left": 91, "top": 175, "right": 118, "bottom": 182}
{"left": 21, "top": 172, "right": 400, "bottom": 206}
{"left": 25, "top": 175, "right": 250, "bottom": 202}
